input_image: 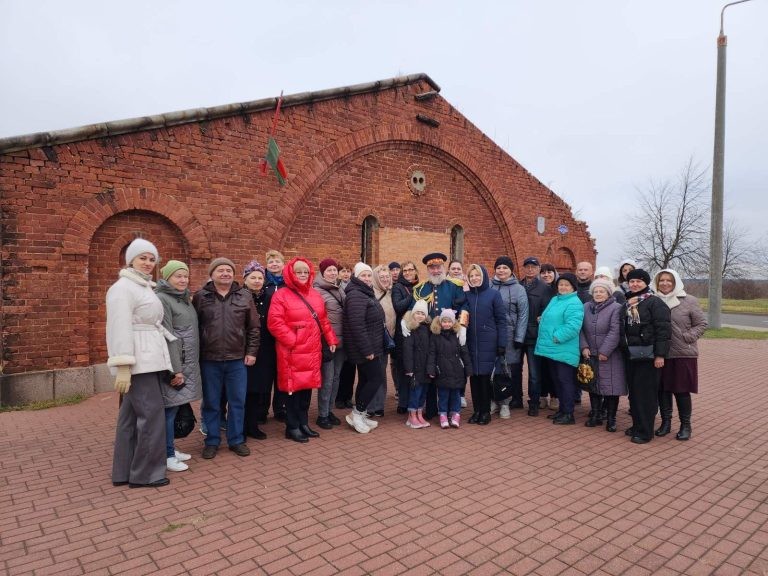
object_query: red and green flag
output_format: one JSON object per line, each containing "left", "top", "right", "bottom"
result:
{"left": 260, "top": 92, "right": 288, "bottom": 186}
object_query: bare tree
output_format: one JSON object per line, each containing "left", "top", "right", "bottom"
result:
{"left": 622, "top": 158, "right": 710, "bottom": 276}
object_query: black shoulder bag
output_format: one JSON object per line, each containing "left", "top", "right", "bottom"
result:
{"left": 290, "top": 289, "right": 334, "bottom": 362}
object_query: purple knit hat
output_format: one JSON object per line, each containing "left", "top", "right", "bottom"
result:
{"left": 243, "top": 260, "right": 265, "bottom": 278}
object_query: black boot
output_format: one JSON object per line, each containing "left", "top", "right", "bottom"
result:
{"left": 675, "top": 393, "right": 692, "bottom": 441}
{"left": 527, "top": 400, "right": 539, "bottom": 417}
{"left": 315, "top": 416, "right": 333, "bottom": 430}
{"left": 599, "top": 395, "right": 607, "bottom": 423}
{"left": 585, "top": 393, "right": 601, "bottom": 427}
{"left": 299, "top": 424, "right": 320, "bottom": 438}
{"left": 468, "top": 412, "right": 480, "bottom": 424}
{"left": 655, "top": 391, "right": 673, "bottom": 436}
{"left": 605, "top": 396, "right": 618, "bottom": 432}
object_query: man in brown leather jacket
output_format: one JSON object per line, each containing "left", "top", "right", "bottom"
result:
{"left": 194, "top": 257, "right": 260, "bottom": 459}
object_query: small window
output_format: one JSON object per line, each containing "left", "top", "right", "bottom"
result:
{"left": 450, "top": 225, "right": 464, "bottom": 263}
{"left": 361, "top": 215, "right": 379, "bottom": 265}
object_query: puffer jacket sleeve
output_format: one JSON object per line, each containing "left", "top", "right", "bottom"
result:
{"left": 106, "top": 281, "right": 137, "bottom": 367}
{"left": 402, "top": 333, "right": 415, "bottom": 374}
{"left": 492, "top": 291, "right": 508, "bottom": 349}
{"left": 392, "top": 283, "right": 413, "bottom": 315}
{"left": 579, "top": 303, "right": 590, "bottom": 352}
{"left": 245, "top": 295, "right": 261, "bottom": 357}
{"left": 267, "top": 292, "right": 296, "bottom": 349}
{"left": 553, "top": 297, "right": 585, "bottom": 344}
{"left": 345, "top": 292, "right": 374, "bottom": 357}
{"left": 313, "top": 290, "right": 339, "bottom": 346}
{"left": 683, "top": 297, "right": 708, "bottom": 344}
{"left": 513, "top": 285, "right": 529, "bottom": 344}
{"left": 426, "top": 332, "right": 438, "bottom": 377}
{"left": 159, "top": 294, "right": 183, "bottom": 374}
{"left": 460, "top": 343, "right": 473, "bottom": 378}
{"left": 650, "top": 297, "right": 672, "bottom": 357}
{"left": 599, "top": 303, "right": 622, "bottom": 357}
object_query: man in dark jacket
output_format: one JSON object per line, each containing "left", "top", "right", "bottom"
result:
{"left": 194, "top": 257, "right": 260, "bottom": 460}
{"left": 519, "top": 256, "right": 553, "bottom": 416}
{"left": 575, "top": 261, "right": 594, "bottom": 303}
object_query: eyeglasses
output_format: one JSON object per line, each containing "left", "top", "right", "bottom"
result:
{"left": 294, "top": 270, "right": 310, "bottom": 276}
{"left": 402, "top": 268, "right": 416, "bottom": 273}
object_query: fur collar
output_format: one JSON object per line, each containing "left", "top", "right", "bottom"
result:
{"left": 430, "top": 316, "right": 461, "bottom": 335}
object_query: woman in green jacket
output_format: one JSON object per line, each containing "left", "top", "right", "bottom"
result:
{"left": 534, "top": 273, "right": 584, "bottom": 424}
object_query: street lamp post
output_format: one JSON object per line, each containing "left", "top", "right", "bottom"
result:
{"left": 708, "top": 0, "right": 754, "bottom": 329}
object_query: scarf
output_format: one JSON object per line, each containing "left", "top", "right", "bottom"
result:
{"left": 626, "top": 288, "right": 652, "bottom": 325}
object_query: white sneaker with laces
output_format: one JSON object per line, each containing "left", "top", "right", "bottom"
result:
{"left": 166, "top": 457, "right": 189, "bottom": 472}
{"left": 363, "top": 413, "right": 379, "bottom": 429}
{"left": 500, "top": 404, "right": 511, "bottom": 419}
{"left": 174, "top": 450, "right": 191, "bottom": 462}
{"left": 346, "top": 409, "right": 371, "bottom": 434}
{"left": 490, "top": 400, "right": 498, "bottom": 415}
{"left": 460, "top": 396, "right": 468, "bottom": 408}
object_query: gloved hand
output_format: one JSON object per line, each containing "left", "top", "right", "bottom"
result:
{"left": 114, "top": 365, "right": 132, "bottom": 394}
{"left": 497, "top": 347, "right": 506, "bottom": 357}
{"left": 401, "top": 317, "right": 411, "bottom": 338}
{"left": 458, "top": 326, "right": 467, "bottom": 346}
{"left": 513, "top": 341, "right": 523, "bottom": 350}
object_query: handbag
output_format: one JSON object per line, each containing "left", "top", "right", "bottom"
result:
{"left": 173, "top": 403, "right": 196, "bottom": 438}
{"left": 627, "top": 345, "right": 654, "bottom": 361}
{"left": 576, "top": 356, "right": 600, "bottom": 394}
{"left": 383, "top": 325, "right": 396, "bottom": 352}
{"left": 290, "top": 289, "right": 334, "bottom": 362}
{"left": 490, "top": 357, "right": 514, "bottom": 401}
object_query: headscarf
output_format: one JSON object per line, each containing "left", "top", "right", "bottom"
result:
{"left": 653, "top": 268, "right": 686, "bottom": 309}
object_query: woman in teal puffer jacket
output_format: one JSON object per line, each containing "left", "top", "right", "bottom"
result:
{"left": 535, "top": 273, "right": 584, "bottom": 424}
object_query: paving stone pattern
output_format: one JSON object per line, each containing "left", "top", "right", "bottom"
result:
{"left": 1, "top": 339, "right": 767, "bottom": 575}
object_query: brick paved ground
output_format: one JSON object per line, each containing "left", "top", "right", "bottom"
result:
{"left": 1, "top": 339, "right": 767, "bottom": 575}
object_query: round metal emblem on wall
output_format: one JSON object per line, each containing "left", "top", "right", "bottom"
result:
{"left": 407, "top": 166, "right": 427, "bottom": 196}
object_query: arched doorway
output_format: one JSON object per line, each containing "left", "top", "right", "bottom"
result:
{"left": 88, "top": 210, "right": 188, "bottom": 365}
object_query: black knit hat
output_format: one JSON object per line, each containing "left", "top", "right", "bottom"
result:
{"left": 626, "top": 268, "right": 651, "bottom": 285}
{"left": 388, "top": 261, "right": 401, "bottom": 271}
{"left": 557, "top": 272, "right": 578, "bottom": 292}
{"left": 494, "top": 256, "right": 514, "bottom": 271}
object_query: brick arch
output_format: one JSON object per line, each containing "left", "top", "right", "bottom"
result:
{"left": 276, "top": 123, "right": 515, "bottom": 257}
{"left": 61, "top": 187, "right": 211, "bottom": 259}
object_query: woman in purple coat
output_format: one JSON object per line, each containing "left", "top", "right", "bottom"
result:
{"left": 579, "top": 278, "right": 626, "bottom": 432}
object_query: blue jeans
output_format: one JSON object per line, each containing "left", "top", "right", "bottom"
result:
{"left": 522, "top": 344, "right": 541, "bottom": 402}
{"left": 437, "top": 387, "right": 461, "bottom": 415}
{"left": 201, "top": 359, "right": 247, "bottom": 447}
{"left": 407, "top": 382, "right": 428, "bottom": 411}
{"left": 164, "top": 405, "right": 179, "bottom": 458}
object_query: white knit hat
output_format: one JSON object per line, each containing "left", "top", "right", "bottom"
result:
{"left": 353, "top": 262, "right": 373, "bottom": 277}
{"left": 125, "top": 238, "right": 159, "bottom": 267}
{"left": 594, "top": 266, "right": 614, "bottom": 281}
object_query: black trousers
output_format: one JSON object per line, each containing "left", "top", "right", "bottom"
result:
{"left": 469, "top": 374, "right": 491, "bottom": 414}
{"left": 337, "top": 360, "right": 357, "bottom": 404}
{"left": 355, "top": 356, "right": 385, "bottom": 413}
{"left": 285, "top": 389, "right": 312, "bottom": 430}
{"left": 627, "top": 360, "right": 660, "bottom": 441}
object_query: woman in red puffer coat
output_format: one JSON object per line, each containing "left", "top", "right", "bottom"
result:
{"left": 268, "top": 257, "right": 338, "bottom": 443}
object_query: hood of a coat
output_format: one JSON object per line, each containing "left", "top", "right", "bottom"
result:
{"left": 652, "top": 268, "right": 686, "bottom": 297}
{"left": 346, "top": 275, "right": 375, "bottom": 298}
{"left": 313, "top": 276, "right": 339, "bottom": 291}
{"left": 430, "top": 316, "right": 461, "bottom": 335}
{"left": 467, "top": 263, "right": 490, "bottom": 292}
{"left": 283, "top": 257, "right": 315, "bottom": 294}
{"left": 155, "top": 279, "right": 190, "bottom": 300}
{"left": 491, "top": 274, "right": 519, "bottom": 288}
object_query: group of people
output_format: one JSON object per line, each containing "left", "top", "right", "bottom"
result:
{"left": 106, "top": 238, "right": 707, "bottom": 488}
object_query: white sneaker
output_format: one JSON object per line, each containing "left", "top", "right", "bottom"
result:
{"left": 363, "top": 413, "right": 379, "bottom": 430}
{"left": 539, "top": 397, "right": 548, "bottom": 410}
{"left": 460, "top": 396, "right": 468, "bottom": 408}
{"left": 345, "top": 409, "right": 371, "bottom": 434}
{"left": 490, "top": 401, "right": 498, "bottom": 415}
{"left": 174, "top": 450, "right": 191, "bottom": 462}
{"left": 499, "top": 404, "right": 511, "bottom": 419}
{"left": 166, "top": 457, "right": 189, "bottom": 472}
{"left": 550, "top": 397, "right": 560, "bottom": 411}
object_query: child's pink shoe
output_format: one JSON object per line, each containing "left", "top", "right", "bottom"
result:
{"left": 439, "top": 414, "right": 449, "bottom": 429}
{"left": 450, "top": 413, "right": 460, "bottom": 428}
{"left": 416, "top": 409, "right": 430, "bottom": 427}
{"left": 406, "top": 412, "right": 425, "bottom": 429}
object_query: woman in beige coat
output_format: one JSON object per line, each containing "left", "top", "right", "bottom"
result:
{"left": 652, "top": 269, "right": 707, "bottom": 441}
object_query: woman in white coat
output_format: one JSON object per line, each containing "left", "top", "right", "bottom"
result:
{"left": 107, "top": 238, "right": 175, "bottom": 488}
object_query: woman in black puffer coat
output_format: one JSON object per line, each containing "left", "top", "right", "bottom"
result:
{"left": 623, "top": 269, "right": 671, "bottom": 445}
{"left": 342, "top": 262, "right": 386, "bottom": 434}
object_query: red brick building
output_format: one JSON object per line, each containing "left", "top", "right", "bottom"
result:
{"left": 0, "top": 73, "right": 594, "bottom": 404}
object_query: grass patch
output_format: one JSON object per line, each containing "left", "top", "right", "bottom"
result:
{"left": 0, "top": 394, "right": 87, "bottom": 412}
{"left": 161, "top": 522, "right": 186, "bottom": 533}
{"left": 698, "top": 298, "right": 768, "bottom": 315}
{"left": 703, "top": 327, "right": 768, "bottom": 340}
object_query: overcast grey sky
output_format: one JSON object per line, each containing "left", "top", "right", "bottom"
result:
{"left": 2, "top": 0, "right": 766, "bottom": 269}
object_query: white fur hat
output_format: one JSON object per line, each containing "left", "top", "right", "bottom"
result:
{"left": 125, "top": 238, "right": 159, "bottom": 267}
{"left": 594, "top": 266, "right": 614, "bottom": 281}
